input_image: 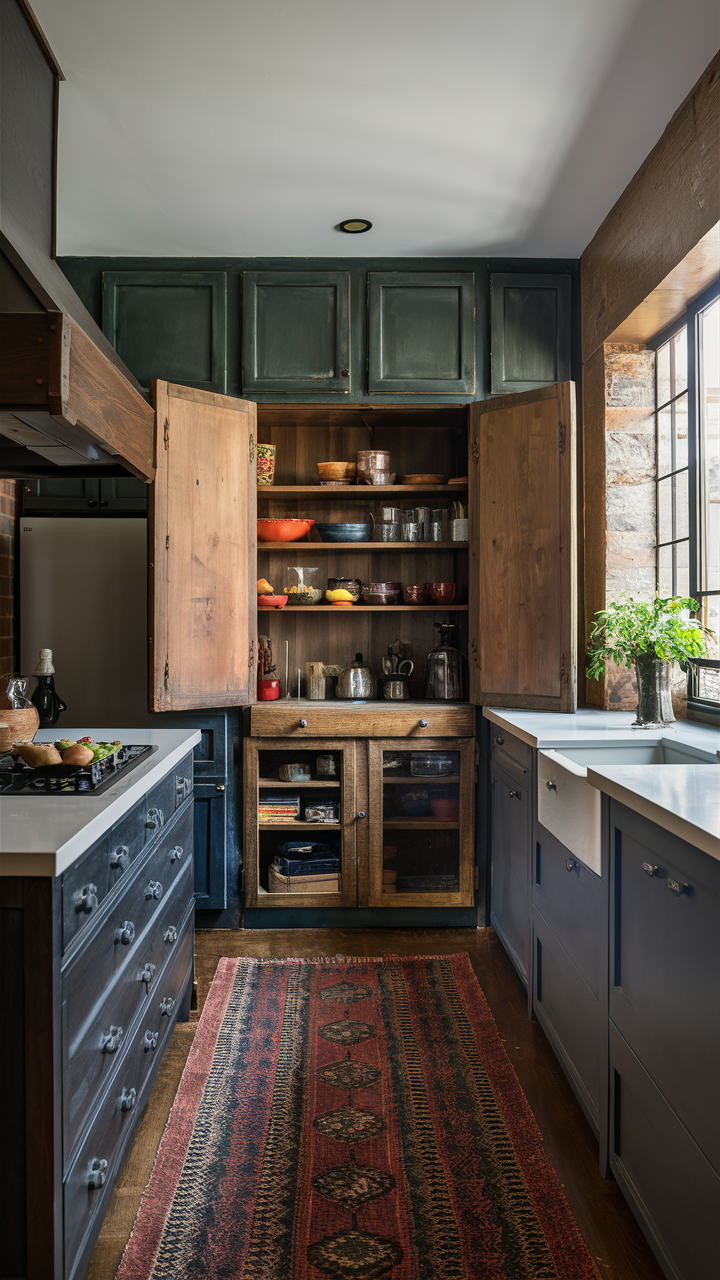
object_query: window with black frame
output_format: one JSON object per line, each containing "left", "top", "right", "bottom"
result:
{"left": 655, "top": 280, "right": 720, "bottom": 712}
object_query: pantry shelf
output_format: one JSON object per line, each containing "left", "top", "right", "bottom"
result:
{"left": 383, "top": 819, "right": 460, "bottom": 829}
{"left": 257, "top": 485, "right": 468, "bottom": 497}
{"left": 258, "top": 779, "right": 340, "bottom": 787}
{"left": 258, "top": 821, "right": 342, "bottom": 829}
{"left": 258, "top": 541, "right": 467, "bottom": 550}
{"left": 382, "top": 776, "right": 460, "bottom": 784}
{"left": 258, "top": 604, "right": 469, "bottom": 612}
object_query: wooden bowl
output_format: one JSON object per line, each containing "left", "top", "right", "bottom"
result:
{"left": 398, "top": 474, "right": 444, "bottom": 485}
{"left": 317, "top": 462, "right": 357, "bottom": 481}
{"left": 0, "top": 706, "right": 40, "bottom": 753}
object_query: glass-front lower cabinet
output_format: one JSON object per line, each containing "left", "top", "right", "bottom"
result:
{"left": 244, "top": 738, "right": 358, "bottom": 908}
{"left": 367, "top": 738, "right": 476, "bottom": 908}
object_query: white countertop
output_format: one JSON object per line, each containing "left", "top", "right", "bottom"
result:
{"left": 0, "top": 728, "right": 200, "bottom": 876}
{"left": 484, "top": 707, "right": 720, "bottom": 861}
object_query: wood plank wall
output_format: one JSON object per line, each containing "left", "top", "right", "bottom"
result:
{"left": 580, "top": 51, "right": 720, "bottom": 706}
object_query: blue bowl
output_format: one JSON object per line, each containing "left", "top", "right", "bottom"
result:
{"left": 315, "top": 522, "right": 373, "bottom": 543}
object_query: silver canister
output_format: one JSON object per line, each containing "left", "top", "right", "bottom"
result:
{"left": 430, "top": 508, "right": 446, "bottom": 541}
{"left": 377, "top": 522, "right": 401, "bottom": 542}
{"left": 401, "top": 520, "right": 422, "bottom": 542}
{"left": 414, "top": 506, "right": 431, "bottom": 540}
{"left": 378, "top": 506, "right": 402, "bottom": 524}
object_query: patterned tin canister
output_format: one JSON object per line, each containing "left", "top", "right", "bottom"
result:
{"left": 256, "top": 443, "right": 276, "bottom": 485}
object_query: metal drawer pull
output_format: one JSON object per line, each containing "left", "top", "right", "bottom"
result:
{"left": 164, "top": 925, "right": 178, "bottom": 944}
{"left": 138, "top": 962, "right": 156, "bottom": 984}
{"left": 110, "top": 845, "right": 130, "bottom": 871}
{"left": 169, "top": 845, "right": 184, "bottom": 863}
{"left": 100, "top": 1025, "right": 124, "bottom": 1054}
{"left": 667, "top": 878, "right": 689, "bottom": 896}
{"left": 418, "top": 719, "right": 428, "bottom": 727}
{"left": 494, "top": 735, "right": 504, "bottom": 745}
{"left": 176, "top": 775, "right": 192, "bottom": 798}
{"left": 73, "top": 883, "right": 98, "bottom": 914}
{"left": 566, "top": 858, "right": 577, "bottom": 872}
{"left": 641, "top": 862, "right": 658, "bottom": 877}
{"left": 216, "top": 784, "right": 225, "bottom": 792}
{"left": 508, "top": 790, "right": 521, "bottom": 799}
{"left": 118, "top": 1087, "right": 136, "bottom": 1112}
{"left": 143, "top": 1030, "right": 159, "bottom": 1051}
{"left": 299, "top": 719, "right": 308, "bottom": 728}
{"left": 115, "top": 920, "right": 135, "bottom": 945}
{"left": 145, "top": 807, "right": 165, "bottom": 832}
{"left": 87, "top": 1157, "right": 108, "bottom": 1189}
{"left": 356, "top": 811, "right": 366, "bottom": 820}
{"left": 546, "top": 780, "right": 557, "bottom": 792}
{"left": 159, "top": 996, "right": 175, "bottom": 1016}
{"left": 145, "top": 880, "right": 163, "bottom": 900}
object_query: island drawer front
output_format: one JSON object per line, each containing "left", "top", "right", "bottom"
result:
{"left": 489, "top": 728, "right": 532, "bottom": 773}
{"left": 62, "top": 805, "right": 193, "bottom": 1034}
{"left": 249, "top": 705, "right": 475, "bottom": 738}
{"left": 533, "top": 823, "right": 603, "bottom": 999}
{"left": 63, "top": 920, "right": 193, "bottom": 1278}
{"left": 62, "top": 857, "right": 194, "bottom": 1161}
{"left": 610, "top": 1022, "right": 720, "bottom": 1280}
{"left": 62, "top": 800, "right": 147, "bottom": 950}
{"left": 144, "top": 753, "right": 195, "bottom": 842}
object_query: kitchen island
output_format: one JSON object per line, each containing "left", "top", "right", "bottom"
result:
{"left": 0, "top": 727, "right": 200, "bottom": 1280}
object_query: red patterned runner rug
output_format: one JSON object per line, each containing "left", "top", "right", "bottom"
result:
{"left": 116, "top": 955, "right": 599, "bottom": 1279}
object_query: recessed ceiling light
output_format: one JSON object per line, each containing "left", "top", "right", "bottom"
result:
{"left": 338, "top": 219, "right": 372, "bottom": 234}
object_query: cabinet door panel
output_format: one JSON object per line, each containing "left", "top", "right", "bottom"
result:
{"left": 192, "top": 782, "right": 227, "bottom": 909}
{"left": 490, "top": 273, "right": 571, "bottom": 395}
{"left": 98, "top": 477, "right": 148, "bottom": 513}
{"left": 490, "top": 763, "right": 530, "bottom": 985}
{"left": 150, "top": 382, "right": 257, "bottom": 710}
{"left": 469, "top": 383, "right": 577, "bottom": 710}
{"left": 103, "top": 270, "right": 227, "bottom": 393}
{"left": 533, "top": 911, "right": 601, "bottom": 1130}
{"left": 242, "top": 271, "right": 350, "bottom": 394}
{"left": 368, "top": 272, "right": 475, "bottom": 394}
{"left": 22, "top": 477, "right": 100, "bottom": 513}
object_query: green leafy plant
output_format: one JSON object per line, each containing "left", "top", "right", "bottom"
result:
{"left": 586, "top": 595, "right": 714, "bottom": 681}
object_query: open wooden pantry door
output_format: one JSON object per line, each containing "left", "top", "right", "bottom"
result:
{"left": 468, "top": 382, "right": 577, "bottom": 712}
{"left": 149, "top": 382, "right": 257, "bottom": 711}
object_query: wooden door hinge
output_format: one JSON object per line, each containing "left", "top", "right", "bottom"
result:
{"left": 558, "top": 419, "right": 566, "bottom": 454}
{"left": 164, "top": 658, "right": 169, "bottom": 688}
{"left": 166, "top": 534, "right": 169, "bottom": 551}
{"left": 163, "top": 418, "right": 169, "bottom": 450}
{"left": 471, "top": 436, "right": 479, "bottom": 465}
{"left": 248, "top": 639, "right": 255, "bottom": 669}
{"left": 249, "top": 432, "right": 255, "bottom": 465}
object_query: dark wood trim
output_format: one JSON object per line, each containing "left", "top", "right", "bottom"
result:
{"left": 16, "top": 0, "right": 65, "bottom": 79}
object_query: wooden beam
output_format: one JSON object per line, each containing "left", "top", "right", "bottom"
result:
{"left": 581, "top": 52, "right": 720, "bottom": 362}
{"left": 608, "top": 222, "right": 720, "bottom": 344}
{"left": 582, "top": 346, "right": 607, "bottom": 708}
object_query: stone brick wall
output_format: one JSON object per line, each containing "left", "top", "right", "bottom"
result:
{"left": 0, "top": 480, "right": 19, "bottom": 677}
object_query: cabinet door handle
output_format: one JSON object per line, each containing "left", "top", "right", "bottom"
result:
{"left": 159, "top": 996, "right": 175, "bottom": 1016}
{"left": 145, "top": 807, "right": 165, "bottom": 831}
{"left": 138, "top": 962, "right": 156, "bottom": 984}
{"left": 164, "top": 925, "right": 178, "bottom": 944}
{"left": 508, "top": 790, "right": 520, "bottom": 799}
{"left": 145, "top": 880, "right": 163, "bottom": 900}
{"left": 545, "top": 780, "right": 557, "bottom": 792}
{"left": 641, "top": 862, "right": 658, "bottom": 877}
{"left": 109, "top": 845, "right": 130, "bottom": 871}
{"left": 356, "top": 811, "right": 366, "bottom": 820}
{"left": 100, "top": 1025, "right": 124, "bottom": 1054}
{"left": 566, "top": 858, "right": 577, "bottom": 872}
{"left": 299, "top": 719, "right": 308, "bottom": 728}
{"left": 169, "top": 845, "right": 183, "bottom": 863}
{"left": 667, "top": 878, "right": 689, "bottom": 896}
{"left": 418, "top": 718, "right": 428, "bottom": 727}
{"left": 115, "top": 920, "right": 135, "bottom": 945}
{"left": 118, "top": 1086, "right": 136, "bottom": 1112}
{"left": 87, "top": 1157, "right": 107, "bottom": 1189}
{"left": 73, "top": 883, "right": 98, "bottom": 914}
{"left": 216, "top": 784, "right": 225, "bottom": 792}
{"left": 143, "top": 1030, "right": 159, "bottom": 1051}
{"left": 494, "top": 735, "right": 504, "bottom": 745}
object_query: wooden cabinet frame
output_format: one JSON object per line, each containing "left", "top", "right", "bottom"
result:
{"left": 367, "top": 737, "right": 476, "bottom": 908}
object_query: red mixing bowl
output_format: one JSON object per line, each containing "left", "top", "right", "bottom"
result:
{"left": 257, "top": 518, "right": 314, "bottom": 543}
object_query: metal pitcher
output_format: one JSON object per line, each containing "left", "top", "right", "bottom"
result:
{"left": 335, "top": 653, "right": 377, "bottom": 700}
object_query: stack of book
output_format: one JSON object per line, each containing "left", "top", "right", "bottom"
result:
{"left": 258, "top": 794, "right": 301, "bottom": 823}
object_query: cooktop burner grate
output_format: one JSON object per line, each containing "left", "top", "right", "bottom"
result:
{"left": 0, "top": 744, "right": 157, "bottom": 796}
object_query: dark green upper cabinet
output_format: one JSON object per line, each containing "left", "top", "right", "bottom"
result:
{"left": 490, "top": 273, "right": 571, "bottom": 395}
{"left": 242, "top": 271, "right": 351, "bottom": 394}
{"left": 367, "top": 272, "right": 475, "bottom": 395}
{"left": 102, "top": 270, "right": 227, "bottom": 393}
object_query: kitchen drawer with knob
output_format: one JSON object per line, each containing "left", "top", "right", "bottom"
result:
{"left": 490, "top": 728, "right": 533, "bottom": 774}
{"left": 533, "top": 822, "right": 603, "bottom": 998}
{"left": 62, "top": 800, "right": 148, "bottom": 951}
{"left": 62, "top": 857, "right": 193, "bottom": 1161}
{"left": 249, "top": 704, "right": 475, "bottom": 738}
{"left": 144, "top": 762, "right": 193, "bottom": 845}
{"left": 63, "top": 915, "right": 193, "bottom": 1280}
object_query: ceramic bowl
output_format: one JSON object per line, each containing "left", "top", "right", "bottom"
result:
{"left": 257, "top": 518, "right": 314, "bottom": 543}
{"left": 315, "top": 521, "right": 373, "bottom": 543}
{"left": 361, "top": 581, "right": 401, "bottom": 605}
{"left": 257, "top": 594, "right": 288, "bottom": 609}
{"left": 402, "top": 584, "right": 428, "bottom": 604}
{"left": 430, "top": 796, "right": 460, "bottom": 821}
{"left": 424, "top": 581, "right": 458, "bottom": 604}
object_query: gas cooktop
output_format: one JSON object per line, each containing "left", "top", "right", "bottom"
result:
{"left": 0, "top": 744, "right": 157, "bottom": 796}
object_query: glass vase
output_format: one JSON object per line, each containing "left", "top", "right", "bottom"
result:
{"left": 633, "top": 655, "right": 675, "bottom": 728}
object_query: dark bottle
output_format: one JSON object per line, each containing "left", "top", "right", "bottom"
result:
{"left": 31, "top": 648, "right": 67, "bottom": 727}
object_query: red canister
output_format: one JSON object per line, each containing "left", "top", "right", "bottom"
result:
{"left": 258, "top": 678, "right": 280, "bottom": 700}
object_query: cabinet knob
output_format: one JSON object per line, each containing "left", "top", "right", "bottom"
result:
{"left": 356, "top": 811, "right": 366, "bottom": 820}
{"left": 100, "top": 1025, "right": 124, "bottom": 1054}
{"left": 169, "top": 845, "right": 183, "bottom": 863}
{"left": 418, "top": 719, "right": 428, "bottom": 727}
{"left": 494, "top": 736, "right": 504, "bottom": 745}
{"left": 109, "top": 845, "right": 130, "bottom": 871}
{"left": 545, "top": 780, "right": 557, "bottom": 792}
{"left": 216, "top": 784, "right": 225, "bottom": 792}
{"left": 508, "top": 789, "right": 521, "bottom": 799}
{"left": 667, "top": 878, "right": 689, "bottom": 896}
{"left": 299, "top": 719, "right": 308, "bottom": 728}
{"left": 138, "top": 962, "right": 156, "bottom": 984}
{"left": 160, "top": 996, "right": 175, "bottom": 1016}
{"left": 641, "top": 862, "right": 658, "bottom": 877}
{"left": 87, "top": 1157, "right": 107, "bottom": 1189}
{"left": 118, "top": 1086, "right": 136, "bottom": 1112}
{"left": 566, "top": 858, "right": 577, "bottom": 872}
{"left": 74, "top": 883, "right": 98, "bottom": 914}
{"left": 145, "top": 806, "right": 165, "bottom": 832}
{"left": 145, "top": 880, "right": 163, "bottom": 900}
{"left": 341, "top": 368, "right": 350, "bottom": 377}
{"left": 143, "top": 1030, "right": 159, "bottom": 1052}
{"left": 164, "top": 925, "right": 178, "bottom": 944}
{"left": 115, "top": 920, "right": 135, "bottom": 945}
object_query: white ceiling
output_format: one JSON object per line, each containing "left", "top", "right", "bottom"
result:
{"left": 34, "top": 0, "right": 719, "bottom": 259}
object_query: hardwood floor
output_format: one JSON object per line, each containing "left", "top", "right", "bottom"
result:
{"left": 85, "top": 927, "right": 664, "bottom": 1280}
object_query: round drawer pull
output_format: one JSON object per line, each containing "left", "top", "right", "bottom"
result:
{"left": 418, "top": 718, "right": 428, "bottom": 727}
{"left": 546, "top": 780, "right": 557, "bottom": 792}
{"left": 169, "top": 845, "right": 184, "bottom": 863}
{"left": 87, "top": 1157, "right": 107, "bottom": 1189}
{"left": 118, "top": 1086, "right": 136, "bottom": 1112}
{"left": 100, "top": 1025, "right": 124, "bottom": 1054}
{"left": 566, "top": 858, "right": 578, "bottom": 872}
{"left": 109, "top": 846, "right": 130, "bottom": 871}
{"left": 145, "top": 806, "right": 165, "bottom": 832}
{"left": 138, "top": 962, "right": 156, "bottom": 984}
{"left": 143, "top": 1030, "right": 159, "bottom": 1052}
{"left": 115, "top": 920, "right": 135, "bottom": 946}
{"left": 299, "top": 719, "right": 308, "bottom": 728}
{"left": 164, "top": 925, "right": 178, "bottom": 944}
{"left": 73, "top": 883, "right": 98, "bottom": 914}
{"left": 159, "top": 996, "right": 175, "bottom": 1016}
{"left": 508, "top": 790, "right": 520, "bottom": 799}
{"left": 356, "top": 811, "right": 366, "bottom": 820}
{"left": 216, "top": 783, "right": 225, "bottom": 792}
{"left": 145, "top": 880, "right": 163, "bottom": 901}
{"left": 495, "top": 735, "right": 504, "bottom": 745}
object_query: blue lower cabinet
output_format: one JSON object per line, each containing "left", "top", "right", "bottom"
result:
{"left": 193, "top": 781, "right": 227, "bottom": 909}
